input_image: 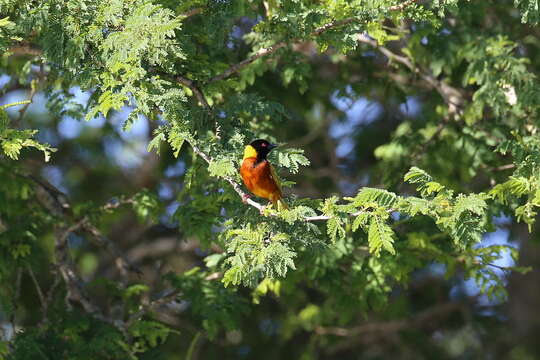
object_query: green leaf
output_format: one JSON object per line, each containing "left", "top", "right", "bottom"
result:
{"left": 208, "top": 157, "right": 236, "bottom": 178}
{"left": 327, "top": 217, "right": 346, "bottom": 242}
{"left": 367, "top": 217, "right": 395, "bottom": 256}
{"left": 147, "top": 130, "right": 166, "bottom": 153}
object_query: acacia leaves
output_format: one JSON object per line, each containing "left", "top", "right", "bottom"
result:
{"left": 221, "top": 224, "right": 297, "bottom": 288}
{"left": 0, "top": 102, "right": 55, "bottom": 162}
{"left": 214, "top": 167, "right": 499, "bottom": 287}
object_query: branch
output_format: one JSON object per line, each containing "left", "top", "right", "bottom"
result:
{"left": 356, "top": 34, "right": 464, "bottom": 116}
{"left": 24, "top": 173, "right": 142, "bottom": 277}
{"left": 319, "top": 299, "right": 470, "bottom": 354}
{"left": 176, "top": 76, "right": 212, "bottom": 113}
{"left": 7, "top": 44, "right": 42, "bottom": 57}
{"left": 126, "top": 289, "right": 182, "bottom": 327}
{"left": 316, "top": 301, "right": 463, "bottom": 337}
{"left": 388, "top": 0, "right": 418, "bottom": 11}
{"left": 411, "top": 116, "right": 450, "bottom": 159}
{"left": 176, "top": 76, "right": 222, "bottom": 137}
{"left": 10, "top": 268, "right": 22, "bottom": 334}
{"left": 181, "top": 8, "right": 203, "bottom": 18}
{"left": 55, "top": 220, "right": 101, "bottom": 314}
{"left": 207, "top": 42, "right": 288, "bottom": 83}
{"left": 26, "top": 264, "right": 47, "bottom": 311}
{"left": 207, "top": 1, "right": 419, "bottom": 84}
{"left": 491, "top": 163, "right": 515, "bottom": 172}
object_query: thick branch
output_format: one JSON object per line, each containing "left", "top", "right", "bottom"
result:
{"left": 7, "top": 44, "right": 42, "bottom": 57}
{"left": 318, "top": 299, "right": 470, "bottom": 354}
{"left": 316, "top": 301, "right": 463, "bottom": 337}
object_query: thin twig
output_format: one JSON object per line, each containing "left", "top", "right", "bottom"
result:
{"left": 26, "top": 264, "right": 47, "bottom": 311}
{"left": 388, "top": 0, "right": 418, "bottom": 11}
{"left": 24, "top": 173, "right": 142, "bottom": 276}
{"left": 188, "top": 141, "right": 265, "bottom": 211}
{"left": 207, "top": 42, "right": 288, "bottom": 83}
{"left": 82, "top": 220, "right": 142, "bottom": 277}
{"left": 14, "top": 84, "right": 36, "bottom": 126}
{"left": 181, "top": 8, "right": 203, "bottom": 18}
{"left": 55, "top": 222, "right": 100, "bottom": 315}
{"left": 176, "top": 76, "right": 212, "bottom": 113}
{"left": 126, "top": 289, "right": 182, "bottom": 327}
{"left": 176, "top": 76, "right": 221, "bottom": 137}
{"left": 411, "top": 117, "right": 449, "bottom": 160}
{"left": 491, "top": 164, "right": 515, "bottom": 172}
{"left": 9, "top": 268, "right": 23, "bottom": 336}
{"left": 42, "top": 274, "right": 61, "bottom": 322}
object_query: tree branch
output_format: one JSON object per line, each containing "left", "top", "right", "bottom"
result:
{"left": 176, "top": 76, "right": 212, "bottom": 113}
{"left": 491, "top": 163, "right": 515, "bottom": 172}
{"left": 26, "top": 264, "right": 47, "bottom": 312}
{"left": 318, "top": 299, "right": 470, "bottom": 354}
{"left": 176, "top": 75, "right": 222, "bottom": 137}
{"left": 316, "top": 301, "right": 463, "bottom": 337}
{"left": 388, "top": 0, "right": 418, "bottom": 11}
{"left": 181, "top": 8, "right": 203, "bottom": 19}
{"left": 356, "top": 33, "right": 464, "bottom": 116}
{"left": 55, "top": 220, "right": 102, "bottom": 314}
{"left": 7, "top": 44, "right": 42, "bottom": 57}
{"left": 26, "top": 174, "right": 142, "bottom": 278}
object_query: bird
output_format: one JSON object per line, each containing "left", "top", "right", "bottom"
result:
{"left": 240, "top": 139, "right": 288, "bottom": 211}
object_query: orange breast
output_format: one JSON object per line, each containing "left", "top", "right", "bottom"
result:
{"left": 240, "top": 158, "right": 282, "bottom": 202}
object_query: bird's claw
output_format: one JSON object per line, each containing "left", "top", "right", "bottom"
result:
{"left": 242, "top": 193, "right": 251, "bottom": 204}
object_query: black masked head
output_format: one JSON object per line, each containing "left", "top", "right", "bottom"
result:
{"left": 248, "top": 139, "right": 277, "bottom": 160}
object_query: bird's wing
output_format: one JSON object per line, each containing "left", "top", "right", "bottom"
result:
{"left": 269, "top": 162, "right": 282, "bottom": 193}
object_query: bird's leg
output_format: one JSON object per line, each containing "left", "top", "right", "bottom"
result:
{"left": 241, "top": 193, "right": 251, "bottom": 204}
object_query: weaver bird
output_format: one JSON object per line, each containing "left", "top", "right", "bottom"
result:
{"left": 240, "top": 139, "right": 288, "bottom": 210}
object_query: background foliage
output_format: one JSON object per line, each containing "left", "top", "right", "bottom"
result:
{"left": 1, "top": 0, "right": 540, "bottom": 358}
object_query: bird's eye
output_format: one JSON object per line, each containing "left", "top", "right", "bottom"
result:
{"left": 261, "top": 143, "right": 267, "bottom": 147}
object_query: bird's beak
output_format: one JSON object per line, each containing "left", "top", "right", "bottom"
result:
{"left": 269, "top": 143, "right": 278, "bottom": 150}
